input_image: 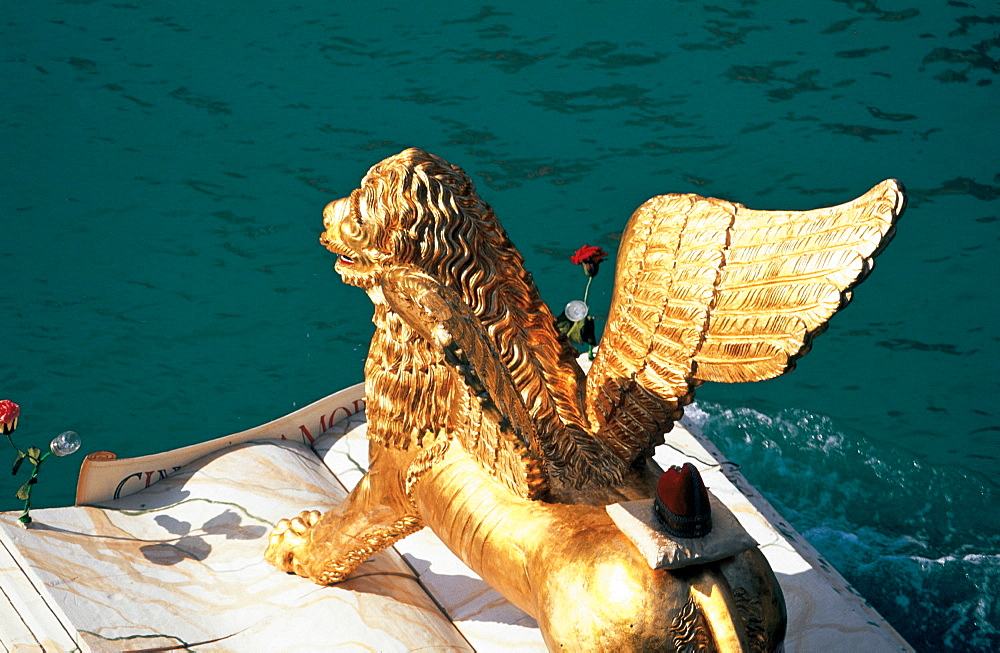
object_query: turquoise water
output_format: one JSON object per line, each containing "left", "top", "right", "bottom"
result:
{"left": 2, "top": 2, "right": 997, "bottom": 649}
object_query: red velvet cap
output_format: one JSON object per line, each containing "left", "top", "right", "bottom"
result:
{"left": 654, "top": 463, "right": 712, "bottom": 538}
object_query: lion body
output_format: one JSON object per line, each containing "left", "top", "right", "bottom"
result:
{"left": 414, "top": 443, "right": 784, "bottom": 651}
{"left": 266, "top": 149, "right": 787, "bottom": 651}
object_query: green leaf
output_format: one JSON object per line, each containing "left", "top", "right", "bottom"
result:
{"left": 12, "top": 451, "right": 26, "bottom": 475}
{"left": 555, "top": 311, "right": 572, "bottom": 336}
{"left": 565, "top": 316, "right": 597, "bottom": 346}
{"left": 565, "top": 319, "right": 584, "bottom": 344}
{"left": 581, "top": 316, "right": 596, "bottom": 346}
{"left": 15, "top": 481, "right": 32, "bottom": 501}
{"left": 557, "top": 311, "right": 598, "bottom": 346}
{"left": 26, "top": 446, "right": 42, "bottom": 464}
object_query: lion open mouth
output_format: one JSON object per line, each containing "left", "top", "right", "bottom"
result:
{"left": 338, "top": 254, "right": 355, "bottom": 265}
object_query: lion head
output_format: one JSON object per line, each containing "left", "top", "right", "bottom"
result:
{"left": 321, "top": 149, "right": 548, "bottom": 340}
{"left": 322, "top": 149, "right": 517, "bottom": 307}
{"left": 321, "top": 148, "right": 624, "bottom": 486}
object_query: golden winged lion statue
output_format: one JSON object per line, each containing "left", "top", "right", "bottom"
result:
{"left": 265, "top": 148, "right": 904, "bottom": 651}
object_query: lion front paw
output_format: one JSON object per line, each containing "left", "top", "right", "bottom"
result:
{"left": 264, "top": 509, "right": 322, "bottom": 578}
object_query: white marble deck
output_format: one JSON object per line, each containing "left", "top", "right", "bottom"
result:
{"left": 1, "top": 438, "right": 472, "bottom": 652}
{"left": 1, "top": 402, "right": 913, "bottom": 651}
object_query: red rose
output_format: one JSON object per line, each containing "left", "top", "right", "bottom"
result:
{"left": 0, "top": 400, "right": 19, "bottom": 424}
{"left": 0, "top": 400, "right": 19, "bottom": 435}
{"left": 570, "top": 245, "right": 609, "bottom": 277}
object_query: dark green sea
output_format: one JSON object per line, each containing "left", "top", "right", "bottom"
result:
{"left": 2, "top": 2, "right": 997, "bottom": 650}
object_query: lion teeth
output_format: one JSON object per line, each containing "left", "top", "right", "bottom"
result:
{"left": 339, "top": 255, "right": 355, "bottom": 265}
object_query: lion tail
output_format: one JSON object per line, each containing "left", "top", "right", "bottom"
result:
{"left": 680, "top": 569, "right": 754, "bottom": 652}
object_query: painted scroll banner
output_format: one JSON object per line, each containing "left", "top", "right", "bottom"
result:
{"left": 74, "top": 382, "right": 366, "bottom": 505}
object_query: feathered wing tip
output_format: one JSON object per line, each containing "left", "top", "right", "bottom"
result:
{"left": 585, "top": 179, "right": 906, "bottom": 466}
{"left": 691, "top": 178, "right": 905, "bottom": 382}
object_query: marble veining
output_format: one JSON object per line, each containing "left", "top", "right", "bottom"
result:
{"left": 2, "top": 439, "right": 471, "bottom": 652}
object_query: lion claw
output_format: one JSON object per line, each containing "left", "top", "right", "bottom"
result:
{"left": 265, "top": 509, "right": 322, "bottom": 576}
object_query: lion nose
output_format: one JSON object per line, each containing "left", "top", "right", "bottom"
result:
{"left": 323, "top": 197, "right": 351, "bottom": 229}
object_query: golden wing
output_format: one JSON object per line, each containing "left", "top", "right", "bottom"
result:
{"left": 380, "top": 267, "right": 549, "bottom": 500}
{"left": 586, "top": 180, "right": 905, "bottom": 463}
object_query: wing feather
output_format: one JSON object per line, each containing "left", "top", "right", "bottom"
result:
{"left": 381, "top": 267, "right": 548, "bottom": 499}
{"left": 586, "top": 179, "right": 905, "bottom": 463}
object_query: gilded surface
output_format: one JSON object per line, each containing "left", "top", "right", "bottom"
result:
{"left": 265, "top": 148, "right": 904, "bottom": 650}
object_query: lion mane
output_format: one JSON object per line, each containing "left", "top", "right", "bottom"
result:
{"left": 342, "top": 148, "right": 623, "bottom": 486}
